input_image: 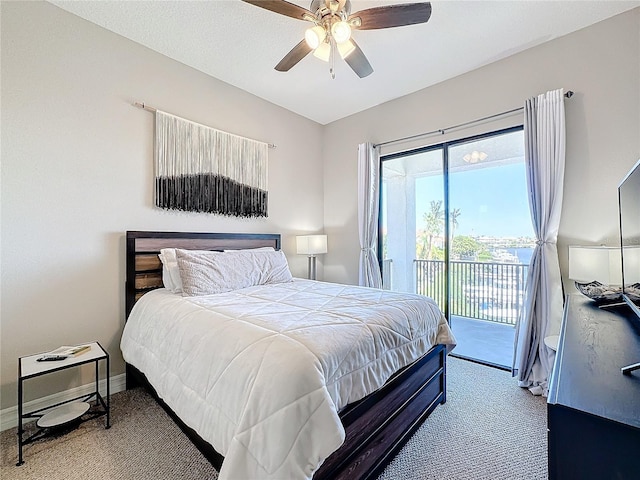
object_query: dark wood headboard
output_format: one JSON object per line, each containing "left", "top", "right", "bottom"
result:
{"left": 125, "top": 231, "right": 281, "bottom": 318}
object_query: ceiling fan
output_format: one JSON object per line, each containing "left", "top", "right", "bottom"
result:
{"left": 242, "top": 0, "right": 432, "bottom": 78}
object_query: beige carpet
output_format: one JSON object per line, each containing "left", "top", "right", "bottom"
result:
{"left": 1, "top": 357, "right": 547, "bottom": 479}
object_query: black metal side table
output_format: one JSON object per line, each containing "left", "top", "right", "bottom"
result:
{"left": 16, "top": 341, "right": 110, "bottom": 466}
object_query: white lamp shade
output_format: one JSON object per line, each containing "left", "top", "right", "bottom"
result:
{"left": 337, "top": 39, "right": 355, "bottom": 59}
{"left": 312, "top": 42, "right": 331, "bottom": 62}
{"left": 305, "top": 26, "right": 326, "bottom": 49}
{"left": 622, "top": 245, "right": 640, "bottom": 284}
{"left": 296, "top": 235, "right": 328, "bottom": 255}
{"left": 331, "top": 21, "right": 351, "bottom": 44}
{"left": 568, "top": 246, "right": 621, "bottom": 285}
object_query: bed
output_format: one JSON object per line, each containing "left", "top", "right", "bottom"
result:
{"left": 122, "top": 231, "right": 455, "bottom": 480}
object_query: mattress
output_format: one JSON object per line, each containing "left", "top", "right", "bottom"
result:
{"left": 121, "top": 278, "right": 456, "bottom": 480}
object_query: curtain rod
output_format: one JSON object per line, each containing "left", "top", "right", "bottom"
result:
{"left": 374, "top": 90, "right": 574, "bottom": 149}
{"left": 133, "top": 101, "right": 277, "bottom": 149}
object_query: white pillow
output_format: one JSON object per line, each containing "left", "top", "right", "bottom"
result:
{"left": 160, "top": 247, "right": 276, "bottom": 293}
{"left": 176, "top": 248, "right": 293, "bottom": 296}
{"left": 223, "top": 246, "right": 275, "bottom": 252}
{"left": 158, "top": 251, "right": 179, "bottom": 292}
{"left": 159, "top": 248, "right": 190, "bottom": 293}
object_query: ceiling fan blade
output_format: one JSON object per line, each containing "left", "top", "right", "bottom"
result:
{"left": 344, "top": 40, "right": 373, "bottom": 78}
{"left": 275, "top": 39, "right": 313, "bottom": 71}
{"left": 242, "top": 0, "right": 313, "bottom": 21}
{"left": 349, "top": 2, "right": 432, "bottom": 30}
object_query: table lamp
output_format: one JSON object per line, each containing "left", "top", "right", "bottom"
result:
{"left": 296, "top": 235, "right": 327, "bottom": 280}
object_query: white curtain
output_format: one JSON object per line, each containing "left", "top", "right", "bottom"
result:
{"left": 513, "top": 89, "right": 566, "bottom": 396}
{"left": 358, "top": 142, "right": 383, "bottom": 288}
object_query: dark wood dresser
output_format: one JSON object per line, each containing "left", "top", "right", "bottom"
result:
{"left": 547, "top": 294, "right": 640, "bottom": 479}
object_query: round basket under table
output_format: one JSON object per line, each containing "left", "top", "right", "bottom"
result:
{"left": 36, "top": 402, "right": 90, "bottom": 428}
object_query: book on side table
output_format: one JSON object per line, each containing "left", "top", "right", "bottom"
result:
{"left": 37, "top": 344, "right": 91, "bottom": 362}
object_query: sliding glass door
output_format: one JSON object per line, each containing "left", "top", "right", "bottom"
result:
{"left": 380, "top": 127, "right": 533, "bottom": 369}
{"left": 380, "top": 147, "right": 444, "bottom": 296}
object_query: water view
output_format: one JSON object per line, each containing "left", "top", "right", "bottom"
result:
{"left": 380, "top": 128, "right": 531, "bottom": 367}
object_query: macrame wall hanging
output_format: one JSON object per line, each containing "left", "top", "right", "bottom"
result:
{"left": 154, "top": 110, "right": 269, "bottom": 218}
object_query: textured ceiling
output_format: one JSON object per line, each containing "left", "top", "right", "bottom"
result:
{"left": 49, "top": 0, "right": 639, "bottom": 125}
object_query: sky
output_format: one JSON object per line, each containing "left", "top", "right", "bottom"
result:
{"left": 415, "top": 162, "right": 534, "bottom": 238}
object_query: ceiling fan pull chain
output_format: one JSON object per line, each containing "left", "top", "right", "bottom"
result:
{"left": 330, "top": 38, "right": 336, "bottom": 79}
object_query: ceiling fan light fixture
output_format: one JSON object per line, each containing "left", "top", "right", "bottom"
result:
{"left": 337, "top": 39, "right": 355, "bottom": 59}
{"left": 305, "top": 25, "right": 326, "bottom": 49}
{"left": 331, "top": 21, "right": 351, "bottom": 44}
{"left": 463, "top": 151, "right": 488, "bottom": 163}
{"left": 313, "top": 41, "right": 331, "bottom": 62}
{"left": 242, "top": 0, "right": 433, "bottom": 79}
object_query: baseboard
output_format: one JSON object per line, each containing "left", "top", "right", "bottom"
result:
{"left": 0, "top": 374, "right": 126, "bottom": 432}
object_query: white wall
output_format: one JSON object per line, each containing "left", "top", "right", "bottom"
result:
{"left": 322, "top": 8, "right": 640, "bottom": 296}
{"left": 0, "top": 1, "right": 324, "bottom": 409}
{"left": 2, "top": 3, "right": 639, "bottom": 412}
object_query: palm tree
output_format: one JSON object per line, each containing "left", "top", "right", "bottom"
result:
{"left": 450, "top": 208, "right": 461, "bottom": 241}
{"left": 422, "top": 200, "right": 444, "bottom": 260}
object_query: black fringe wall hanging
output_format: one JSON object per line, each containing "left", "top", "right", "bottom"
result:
{"left": 154, "top": 110, "right": 268, "bottom": 217}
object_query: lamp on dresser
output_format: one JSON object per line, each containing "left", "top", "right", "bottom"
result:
{"left": 296, "top": 234, "right": 327, "bottom": 280}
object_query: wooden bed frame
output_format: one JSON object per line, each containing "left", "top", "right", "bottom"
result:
{"left": 125, "top": 230, "right": 447, "bottom": 480}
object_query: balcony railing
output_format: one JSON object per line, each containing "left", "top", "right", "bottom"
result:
{"left": 382, "top": 259, "right": 393, "bottom": 290}
{"left": 384, "top": 259, "right": 529, "bottom": 325}
{"left": 417, "top": 259, "right": 528, "bottom": 325}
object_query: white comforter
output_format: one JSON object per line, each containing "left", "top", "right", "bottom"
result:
{"left": 121, "top": 279, "right": 455, "bottom": 480}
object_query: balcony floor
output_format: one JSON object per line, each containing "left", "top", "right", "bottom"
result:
{"left": 449, "top": 315, "right": 515, "bottom": 370}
